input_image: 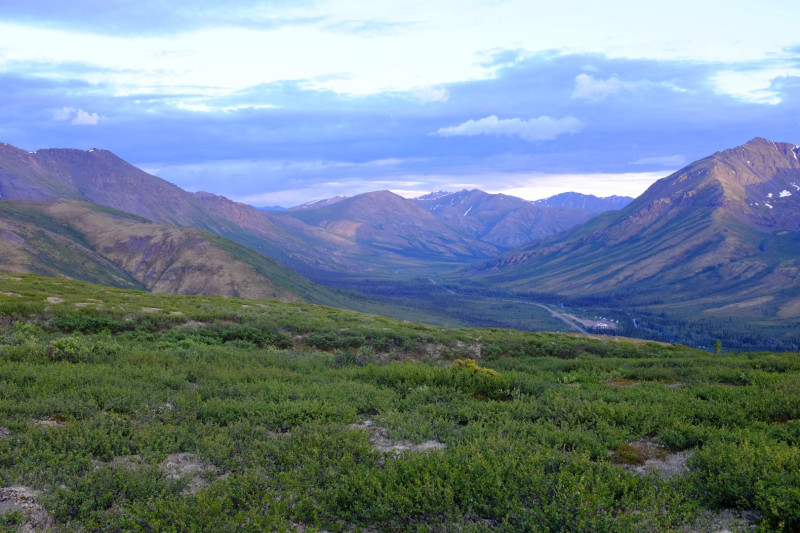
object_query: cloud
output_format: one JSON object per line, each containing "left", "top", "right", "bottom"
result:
{"left": 52, "top": 106, "right": 100, "bottom": 125}
{"left": 233, "top": 169, "right": 666, "bottom": 207}
{"left": 411, "top": 86, "right": 449, "bottom": 103}
{"left": 433, "top": 115, "right": 584, "bottom": 142}
{"left": 496, "top": 171, "right": 667, "bottom": 200}
{"left": 571, "top": 73, "right": 638, "bottom": 101}
{"left": 51, "top": 106, "right": 74, "bottom": 121}
{"left": 711, "top": 67, "right": 800, "bottom": 105}
{"left": 630, "top": 155, "right": 686, "bottom": 166}
{"left": 71, "top": 109, "right": 100, "bottom": 125}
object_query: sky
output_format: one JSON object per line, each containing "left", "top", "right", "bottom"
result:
{"left": 1, "top": 1, "right": 798, "bottom": 207}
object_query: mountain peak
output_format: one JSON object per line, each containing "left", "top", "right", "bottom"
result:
{"left": 743, "top": 137, "right": 774, "bottom": 147}
{"left": 470, "top": 138, "right": 800, "bottom": 323}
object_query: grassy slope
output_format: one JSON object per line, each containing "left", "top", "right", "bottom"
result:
{"left": 0, "top": 199, "right": 355, "bottom": 304}
{"left": 1, "top": 273, "right": 799, "bottom": 532}
{"left": 0, "top": 201, "right": 145, "bottom": 290}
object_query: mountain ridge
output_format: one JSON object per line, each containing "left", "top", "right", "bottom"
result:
{"left": 468, "top": 137, "right": 800, "bottom": 321}
{"left": 413, "top": 189, "right": 632, "bottom": 249}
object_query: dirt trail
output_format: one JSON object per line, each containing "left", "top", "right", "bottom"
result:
{"left": 426, "top": 278, "right": 590, "bottom": 334}
{"left": 530, "top": 303, "right": 589, "bottom": 334}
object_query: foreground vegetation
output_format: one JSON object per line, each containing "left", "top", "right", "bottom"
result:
{"left": 1, "top": 273, "right": 799, "bottom": 532}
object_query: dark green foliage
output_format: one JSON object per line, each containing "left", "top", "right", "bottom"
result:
{"left": 50, "top": 312, "right": 126, "bottom": 334}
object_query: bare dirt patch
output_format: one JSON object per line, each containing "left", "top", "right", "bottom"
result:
{"left": 0, "top": 486, "right": 53, "bottom": 532}
{"left": 1, "top": 292, "right": 21, "bottom": 297}
{"left": 141, "top": 307, "right": 163, "bottom": 313}
{"left": 179, "top": 320, "right": 207, "bottom": 329}
{"left": 159, "top": 453, "right": 217, "bottom": 495}
{"left": 92, "top": 454, "right": 144, "bottom": 471}
{"left": 351, "top": 420, "right": 446, "bottom": 454}
{"left": 608, "top": 379, "right": 641, "bottom": 388}
{"left": 610, "top": 438, "right": 691, "bottom": 478}
{"left": 685, "top": 509, "right": 760, "bottom": 532}
{"left": 34, "top": 416, "right": 67, "bottom": 428}
{"left": 608, "top": 379, "right": 683, "bottom": 389}
{"left": 0, "top": 426, "right": 10, "bottom": 439}
{"left": 45, "top": 296, "right": 64, "bottom": 304}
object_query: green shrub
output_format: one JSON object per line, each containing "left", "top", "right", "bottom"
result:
{"left": 48, "top": 334, "right": 91, "bottom": 363}
{"left": 50, "top": 313, "right": 125, "bottom": 334}
{"left": 0, "top": 509, "right": 25, "bottom": 527}
{"left": 689, "top": 438, "right": 800, "bottom": 530}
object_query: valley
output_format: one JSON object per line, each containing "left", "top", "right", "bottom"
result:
{"left": 1, "top": 138, "right": 799, "bottom": 351}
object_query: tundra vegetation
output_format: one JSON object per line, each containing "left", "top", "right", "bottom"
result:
{"left": 0, "top": 274, "right": 798, "bottom": 532}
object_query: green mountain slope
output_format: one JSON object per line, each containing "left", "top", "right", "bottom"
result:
{"left": 469, "top": 138, "right": 800, "bottom": 320}
{"left": 0, "top": 199, "right": 334, "bottom": 302}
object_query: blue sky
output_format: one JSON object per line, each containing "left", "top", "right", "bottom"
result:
{"left": 1, "top": 0, "right": 798, "bottom": 207}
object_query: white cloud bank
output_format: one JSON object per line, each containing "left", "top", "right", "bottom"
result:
{"left": 711, "top": 68, "right": 800, "bottom": 105}
{"left": 433, "top": 115, "right": 584, "bottom": 142}
{"left": 4, "top": 0, "right": 794, "bottom": 101}
{"left": 52, "top": 106, "right": 100, "bottom": 125}
{"left": 229, "top": 169, "right": 667, "bottom": 207}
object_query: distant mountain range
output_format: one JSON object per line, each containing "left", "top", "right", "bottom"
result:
{"left": 0, "top": 142, "right": 624, "bottom": 287}
{"left": 469, "top": 137, "right": 800, "bottom": 322}
{"left": 413, "top": 189, "right": 631, "bottom": 248}
{"left": 3, "top": 137, "right": 797, "bottom": 343}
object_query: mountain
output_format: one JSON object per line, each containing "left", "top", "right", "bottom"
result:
{"left": 0, "top": 145, "right": 503, "bottom": 281}
{"left": 0, "top": 199, "right": 327, "bottom": 301}
{"left": 470, "top": 138, "right": 800, "bottom": 320}
{"left": 272, "top": 190, "right": 499, "bottom": 265}
{"left": 533, "top": 192, "right": 632, "bottom": 211}
{"left": 288, "top": 195, "right": 349, "bottom": 210}
{"left": 414, "top": 189, "right": 629, "bottom": 249}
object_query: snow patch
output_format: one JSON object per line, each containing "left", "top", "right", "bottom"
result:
{"left": 463, "top": 206, "right": 473, "bottom": 216}
{"left": 791, "top": 182, "right": 800, "bottom": 191}
{"left": 765, "top": 202, "right": 773, "bottom": 209}
{"left": 779, "top": 190, "right": 791, "bottom": 197}
{"left": 767, "top": 193, "right": 773, "bottom": 198}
